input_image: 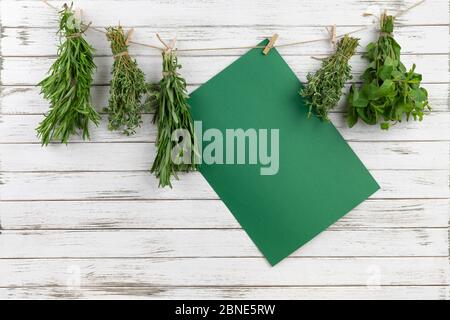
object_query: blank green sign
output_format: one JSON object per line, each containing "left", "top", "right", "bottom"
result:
{"left": 189, "top": 40, "right": 380, "bottom": 266}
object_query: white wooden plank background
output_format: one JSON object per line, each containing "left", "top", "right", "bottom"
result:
{"left": 0, "top": 0, "right": 449, "bottom": 300}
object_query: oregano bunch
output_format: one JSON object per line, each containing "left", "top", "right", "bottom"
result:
{"left": 36, "top": 3, "right": 100, "bottom": 145}
{"left": 347, "top": 14, "right": 430, "bottom": 130}
{"left": 148, "top": 51, "right": 197, "bottom": 188}
{"left": 105, "top": 26, "right": 147, "bottom": 135}
{"left": 301, "top": 35, "right": 359, "bottom": 121}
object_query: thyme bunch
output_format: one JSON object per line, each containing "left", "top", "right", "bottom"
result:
{"left": 105, "top": 26, "right": 147, "bottom": 135}
{"left": 36, "top": 3, "right": 100, "bottom": 145}
{"left": 148, "top": 51, "right": 197, "bottom": 188}
{"left": 347, "top": 14, "right": 430, "bottom": 130}
{"left": 301, "top": 35, "right": 359, "bottom": 121}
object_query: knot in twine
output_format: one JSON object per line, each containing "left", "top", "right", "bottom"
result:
{"left": 156, "top": 33, "right": 177, "bottom": 54}
{"left": 66, "top": 22, "right": 92, "bottom": 39}
{"left": 162, "top": 71, "right": 177, "bottom": 77}
{"left": 113, "top": 51, "right": 129, "bottom": 59}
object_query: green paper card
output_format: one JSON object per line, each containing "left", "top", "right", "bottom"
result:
{"left": 188, "top": 40, "right": 380, "bottom": 266}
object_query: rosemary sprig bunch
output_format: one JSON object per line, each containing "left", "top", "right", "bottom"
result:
{"left": 105, "top": 26, "right": 147, "bottom": 135}
{"left": 300, "top": 35, "right": 359, "bottom": 121}
{"left": 36, "top": 3, "right": 100, "bottom": 145}
{"left": 347, "top": 14, "right": 430, "bottom": 130}
{"left": 148, "top": 51, "right": 197, "bottom": 188}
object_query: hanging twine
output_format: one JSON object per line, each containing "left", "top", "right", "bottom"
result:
{"left": 395, "top": 0, "right": 426, "bottom": 18}
{"left": 41, "top": 0, "right": 426, "bottom": 54}
{"left": 156, "top": 33, "right": 180, "bottom": 77}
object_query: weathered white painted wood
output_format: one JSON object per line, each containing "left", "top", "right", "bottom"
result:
{"left": 0, "top": 114, "right": 157, "bottom": 143}
{"left": 0, "top": 170, "right": 448, "bottom": 201}
{"left": 2, "top": 1, "right": 448, "bottom": 28}
{"left": 1, "top": 112, "right": 448, "bottom": 143}
{"left": 1, "top": 200, "right": 448, "bottom": 230}
{"left": 0, "top": 257, "right": 447, "bottom": 287}
{"left": 2, "top": 55, "right": 446, "bottom": 86}
{"left": 1, "top": 286, "right": 448, "bottom": 300}
{"left": 0, "top": 229, "right": 447, "bottom": 258}
{"left": 2, "top": 84, "right": 448, "bottom": 114}
{"left": 1, "top": 0, "right": 449, "bottom": 300}
{"left": 0, "top": 142, "right": 448, "bottom": 172}
{"left": 2, "top": 26, "right": 448, "bottom": 57}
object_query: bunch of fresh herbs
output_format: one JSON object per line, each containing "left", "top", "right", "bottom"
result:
{"left": 36, "top": 3, "right": 100, "bottom": 145}
{"left": 105, "top": 26, "right": 147, "bottom": 135}
{"left": 301, "top": 35, "right": 359, "bottom": 121}
{"left": 148, "top": 51, "right": 197, "bottom": 188}
{"left": 347, "top": 14, "right": 430, "bottom": 130}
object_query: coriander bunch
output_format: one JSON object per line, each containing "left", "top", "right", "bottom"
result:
{"left": 149, "top": 51, "right": 197, "bottom": 188}
{"left": 37, "top": 4, "right": 100, "bottom": 145}
{"left": 105, "top": 26, "right": 147, "bottom": 135}
{"left": 301, "top": 35, "right": 359, "bottom": 121}
{"left": 347, "top": 14, "right": 430, "bottom": 130}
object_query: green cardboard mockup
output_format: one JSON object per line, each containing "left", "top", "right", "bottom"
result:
{"left": 188, "top": 40, "right": 380, "bottom": 266}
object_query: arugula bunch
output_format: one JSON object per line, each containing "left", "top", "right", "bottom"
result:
{"left": 148, "top": 51, "right": 197, "bottom": 188}
{"left": 37, "top": 3, "right": 100, "bottom": 145}
{"left": 301, "top": 35, "right": 359, "bottom": 121}
{"left": 105, "top": 26, "right": 148, "bottom": 135}
{"left": 347, "top": 14, "right": 430, "bottom": 130}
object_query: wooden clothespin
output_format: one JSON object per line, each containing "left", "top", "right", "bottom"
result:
{"left": 168, "top": 36, "right": 177, "bottom": 51}
{"left": 326, "top": 25, "right": 337, "bottom": 49}
{"left": 263, "top": 34, "right": 279, "bottom": 55}
{"left": 74, "top": 8, "right": 83, "bottom": 22}
{"left": 125, "top": 28, "right": 134, "bottom": 45}
{"left": 156, "top": 33, "right": 170, "bottom": 51}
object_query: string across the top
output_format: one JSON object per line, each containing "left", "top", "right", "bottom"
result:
{"left": 41, "top": 0, "right": 426, "bottom": 54}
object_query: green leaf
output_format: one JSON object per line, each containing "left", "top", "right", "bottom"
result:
{"left": 378, "top": 65, "right": 393, "bottom": 81}
{"left": 352, "top": 88, "right": 369, "bottom": 108}
{"left": 410, "top": 87, "right": 427, "bottom": 103}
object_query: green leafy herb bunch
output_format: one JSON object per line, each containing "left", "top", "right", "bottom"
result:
{"left": 36, "top": 3, "right": 100, "bottom": 145}
{"left": 148, "top": 50, "right": 198, "bottom": 188}
{"left": 301, "top": 35, "right": 359, "bottom": 121}
{"left": 105, "top": 26, "right": 147, "bottom": 135}
{"left": 347, "top": 14, "right": 430, "bottom": 130}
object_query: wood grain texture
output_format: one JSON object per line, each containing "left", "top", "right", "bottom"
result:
{"left": 0, "top": 258, "right": 448, "bottom": 287}
{"left": 1, "top": 141, "right": 449, "bottom": 171}
{"left": 1, "top": 286, "right": 448, "bottom": 300}
{"left": 0, "top": 0, "right": 449, "bottom": 300}
{"left": 0, "top": 229, "right": 447, "bottom": 258}
{"left": 2, "top": 26, "right": 448, "bottom": 57}
{"left": 1, "top": 84, "right": 448, "bottom": 114}
{"left": 2, "top": 55, "right": 447, "bottom": 85}
{"left": 1, "top": 199, "right": 448, "bottom": 230}
{"left": 0, "top": 170, "right": 449, "bottom": 201}
{"left": 2, "top": 0, "right": 448, "bottom": 27}
{"left": 1, "top": 112, "right": 449, "bottom": 143}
